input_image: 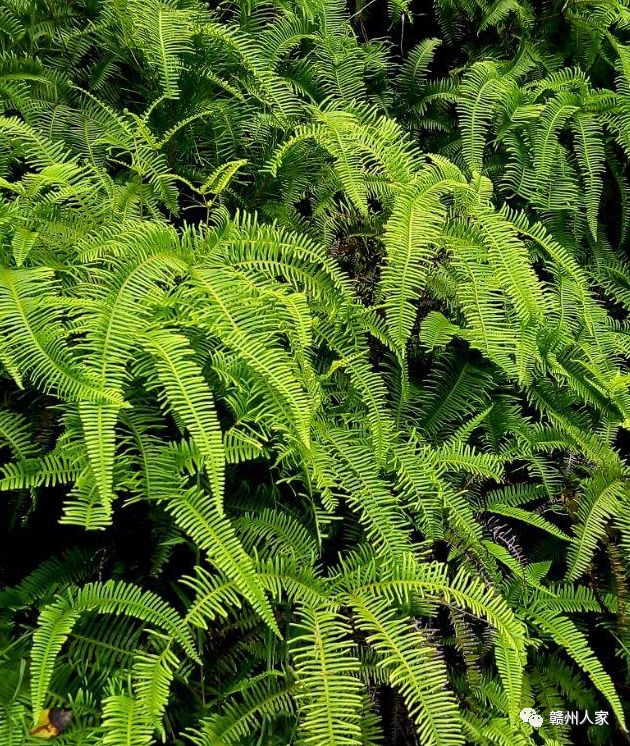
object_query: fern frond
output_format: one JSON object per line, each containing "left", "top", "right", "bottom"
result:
{"left": 290, "top": 605, "right": 364, "bottom": 745}
{"left": 351, "top": 593, "right": 465, "bottom": 746}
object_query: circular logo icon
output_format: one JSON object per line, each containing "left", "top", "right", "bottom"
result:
{"left": 520, "top": 707, "right": 543, "bottom": 728}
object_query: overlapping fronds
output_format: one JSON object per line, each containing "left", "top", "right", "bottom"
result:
{"left": 2, "top": 0, "right": 630, "bottom": 744}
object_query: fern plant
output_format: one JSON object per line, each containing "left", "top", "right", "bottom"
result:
{"left": 1, "top": 0, "right": 630, "bottom": 744}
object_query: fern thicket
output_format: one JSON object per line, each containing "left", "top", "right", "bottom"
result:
{"left": 1, "top": 0, "right": 630, "bottom": 744}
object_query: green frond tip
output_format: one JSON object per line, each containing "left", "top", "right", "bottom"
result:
{"left": 164, "top": 485, "right": 280, "bottom": 637}
{"left": 30, "top": 580, "right": 197, "bottom": 715}
{"left": 380, "top": 175, "right": 449, "bottom": 356}
{"left": 351, "top": 593, "right": 465, "bottom": 746}
{"left": 291, "top": 605, "right": 364, "bottom": 745}
{"left": 143, "top": 329, "right": 225, "bottom": 509}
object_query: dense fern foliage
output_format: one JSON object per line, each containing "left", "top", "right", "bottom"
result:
{"left": 2, "top": 0, "right": 630, "bottom": 744}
